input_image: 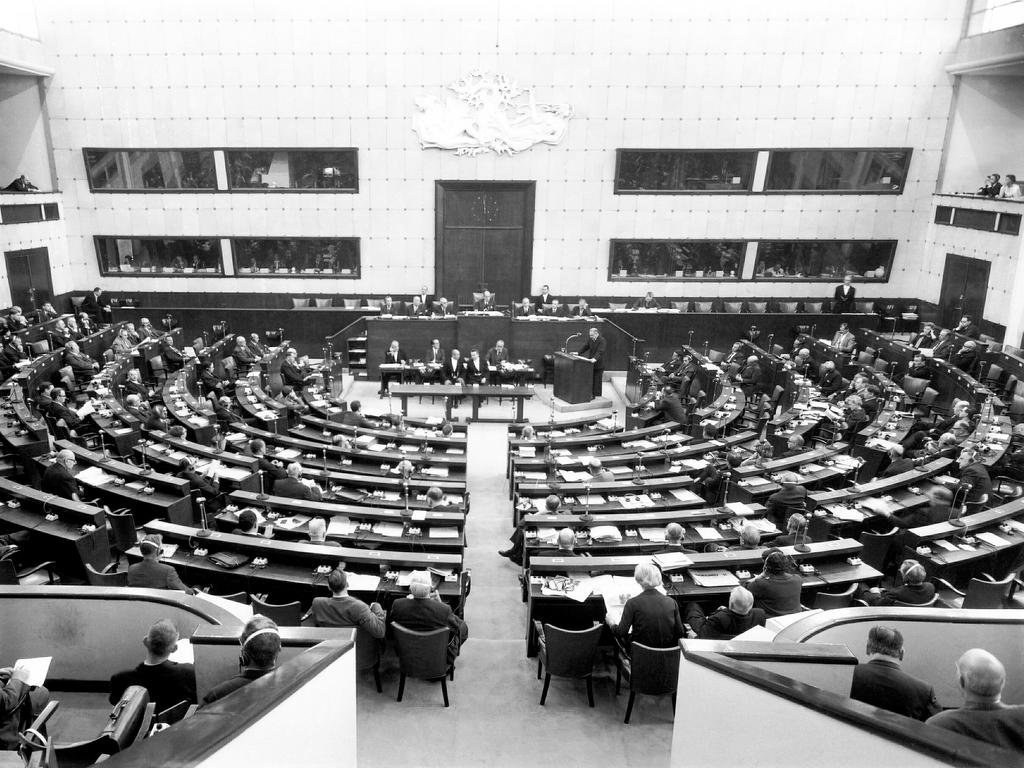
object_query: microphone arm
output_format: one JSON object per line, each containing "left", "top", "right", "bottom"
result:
{"left": 563, "top": 333, "right": 581, "bottom": 353}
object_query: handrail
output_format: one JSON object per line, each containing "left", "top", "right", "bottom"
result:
{"left": 325, "top": 314, "right": 367, "bottom": 346}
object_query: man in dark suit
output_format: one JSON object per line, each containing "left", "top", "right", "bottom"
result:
{"left": 79, "top": 287, "right": 110, "bottom": 323}
{"left": 443, "top": 348, "right": 467, "bottom": 384}
{"left": 127, "top": 535, "right": 195, "bottom": 593}
{"left": 486, "top": 339, "right": 510, "bottom": 384}
{"left": 379, "top": 295, "right": 401, "bottom": 316}
{"left": 64, "top": 340, "right": 99, "bottom": 382}
{"left": 571, "top": 298, "right": 592, "bottom": 317}
{"left": 48, "top": 388, "right": 84, "bottom": 431}
{"left": 735, "top": 355, "right": 762, "bottom": 396}
{"left": 108, "top": 619, "right": 197, "bottom": 713}
{"left": 35, "top": 382, "right": 55, "bottom": 416}
{"left": 533, "top": 285, "right": 555, "bottom": 310}
{"left": 380, "top": 340, "right": 405, "bottom": 395}
{"left": 952, "top": 340, "right": 979, "bottom": 373}
{"left": 145, "top": 403, "right": 171, "bottom": 432}
{"left": 722, "top": 342, "right": 745, "bottom": 367}
{"left": 881, "top": 445, "right": 915, "bottom": 478}
{"left": 177, "top": 456, "right": 222, "bottom": 513}
{"left": 36, "top": 302, "right": 58, "bottom": 322}
{"left": 473, "top": 290, "right": 496, "bottom": 311}
{"left": 685, "top": 586, "right": 766, "bottom": 640}
{"left": 431, "top": 297, "right": 453, "bottom": 317}
{"left": 465, "top": 348, "right": 488, "bottom": 384}
{"left": 388, "top": 571, "right": 468, "bottom": 665}
{"left": 930, "top": 329, "right": 954, "bottom": 360}
{"left": 232, "top": 336, "right": 258, "bottom": 371}
{"left": 543, "top": 299, "right": 565, "bottom": 317}
{"left": 123, "top": 368, "right": 149, "bottom": 400}
{"left": 958, "top": 445, "right": 992, "bottom": 506}
{"left": 655, "top": 385, "right": 687, "bottom": 425}
{"left": 818, "top": 360, "right": 843, "bottom": 397}
{"left": 578, "top": 327, "right": 606, "bottom": 399}
{"left": 198, "top": 359, "right": 224, "bottom": 398}
{"left": 633, "top": 291, "right": 660, "bottom": 309}
{"left": 248, "top": 439, "right": 287, "bottom": 489}
{"left": 765, "top": 472, "right": 808, "bottom": 530}
{"left": 955, "top": 315, "right": 980, "bottom": 339}
{"left": 160, "top": 336, "right": 185, "bottom": 373}
{"left": 513, "top": 297, "right": 534, "bottom": 317}
{"left": 280, "top": 348, "right": 311, "bottom": 388}
{"left": 41, "top": 448, "right": 80, "bottom": 501}
{"left": 833, "top": 274, "right": 856, "bottom": 313}
{"left": 412, "top": 286, "right": 433, "bottom": 312}
{"left": 340, "top": 400, "right": 376, "bottom": 429}
{"left": 910, "top": 322, "right": 937, "bottom": 349}
{"left": 273, "top": 462, "right": 323, "bottom": 500}
{"left": 213, "top": 396, "right": 235, "bottom": 430}
{"left": 406, "top": 296, "right": 428, "bottom": 317}
{"left": 850, "top": 626, "right": 938, "bottom": 721}
{"left": 906, "top": 353, "right": 932, "bottom": 383}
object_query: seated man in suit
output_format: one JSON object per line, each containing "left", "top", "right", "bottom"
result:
{"left": 64, "top": 340, "right": 99, "bottom": 382}
{"left": 6, "top": 306, "right": 28, "bottom": 331}
{"left": 108, "top": 619, "right": 197, "bottom": 715}
{"left": 198, "top": 358, "right": 224, "bottom": 398}
{"left": 406, "top": 295, "right": 428, "bottom": 317}
{"left": 340, "top": 399, "right": 377, "bottom": 429}
{"left": 861, "top": 560, "right": 936, "bottom": 606}
{"left": 213, "top": 395, "right": 236, "bottom": 430}
{"left": 952, "top": 340, "right": 979, "bottom": 373}
{"left": 248, "top": 438, "right": 287, "bottom": 489}
{"left": 486, "top": 339, "right": 511, "bottom": 384}
{"left": 543, "top": 298, "right": 565, "bottom": 317}
{"left": 36, "top": 302, "right": 59, "bottom": 322}
{"left": 380, "top": 339, "right": 405, "bottom": 395}
{"left": 110, "top": 326, "right": 134, "bottom": 357}
{"left": 137, "top": 318, "right": 158, "bottom": 340}
{"left": 160, "top": 335, "right": 186, "bottom": 373}
{"left": 465, "top": 348, "right": 488, "bottom": 385}
{"left": 34, "top": 382, "right": 55, "bottom": 416}
{"left": 41, "top": 448, "right": 81, "bottom": 501}
{"left": 388, "top": 570, "right": 468, "bottom": 665}
{"left": 910, "top": 322, "right": 937, "bottom": 349}
{"left": 77, "top": 312, "right": 96, "bottom": 336}
{"left": 473, "top": 290, "right": 496, "bottom": 312}
{"left": 765, "top": 472, "right": 808, "bottom": 530}
{"left": 850, "top": 625, "right": 939, "bottom": 721}
{"left": 818, "top": 360, "right": 843, "bottom": 397}
{"left": 281, "top": 348, "right": 314, "bottom": 389}
{"left": 50, "top": 318, "right": 73, "bottom": 349}
{"left": 232, "top": 335, "right": 258, "bottom": 371}
{"left": 177, "top": 455, "right": 222, "bottom": 513}
{"left": 734, "top": 355, "right": 762, "bottom": 396}
{"left": 881, "top": 445, "right": 914, "bottom": 478}
{"left": 906, "top": 352, "right": 932, "bottom": 383}
{"left": 633, "top": 291, "right": 660, "bottom": 310}
{"left": 305, "top": 517, "right": 340, "bottom": 547}
{"left": 127, "top": 535, "right": 196, "bottom": 593}
{"left": 929, "top": 328, "right": 955, "bottom": 360}
{"left": 145, "top": 403, "right": 171, "bottom": 432}
{"left": 830, "top": 322, "right": 856, "bottom": 354}
{"left": 442, "top": 348, "right": 467, "bottom": 385}
{"left": 958, "top": 444, "right": 992, "bottom": 507}
{"left": 123, "top": 368, "right": 149, "bottom": 400}
{"left": 47, "top": 388, "right": 85, "bottom": 432}
{"left": 431, "top": 297, "right": 453, "bottom": 317}
{"left": 654, "top": 385, "right": 688, "bottom": 426}
{"left": 379, "top": 295, "right": 401, "bottom": 316}
{"left": 274, "top": 461, "right": 323, "bottom": 501}
{"left": 729, "top": 525, "right": 763, "bottom": 551}
{"left": 791, "top": 347, "right": 817, "bottom": 378}
{"left": 533, "top": 285, "right": 555, "bottom": 309}
{"left": 654, "top": 522, "right": 698, "bottom": 554}
{"left": 684, "top": 586, "right": 765, "bottom": 640}
{"left": 247, "top": 333, "right": 268, "bottom": 356}
{"left": 571, "top": 297, "right": 592, "bottom": 317}
{"left": 124, "top": 394, "right": 147, "bottom": 423}
{"left": 202, "top": 616, "right": 280, "bottom": 706}
{"left": 513, "top": 296, "right": 534, "bottom": 317}
{"left": 65, "top": 316, "right": 84, "bottom": 340}
{"left": 421, "top": 338, "right": 444, "bottom": 382}
{"left": 412, "top": 286, "right": 433, "bottom": 312}
{"left": 954, "top": 314, "right": 980, "bottom": 339}
{"left": 307, "top": 568, "right": 385, "bottom": 632}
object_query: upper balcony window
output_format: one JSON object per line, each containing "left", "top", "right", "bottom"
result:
{"left": 752, "top": 240, "right": 896, "bottom": 281}
{"left": 609, "top": 240, "right": 747, "bottom": 279}
{"left": 765, "top": 149, "right": 911, "bottom": 193}
{"left": 225, "top": 150, "right": 358, "bottom": 191}
{"left": 95, "top": 237, "right": 223, "bottom": 275}
{"left": 615, "top": 150, "right": 756, "bottom": 193}
{"left": 84, "top": 149, "right": 216, "bottom": 191}
{"left": 233, "top": 238, "right": 360, "bottom": 277}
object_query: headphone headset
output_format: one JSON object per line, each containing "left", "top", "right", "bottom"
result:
{"left": 239, "top": 626, "right": 281, "bottom": 668}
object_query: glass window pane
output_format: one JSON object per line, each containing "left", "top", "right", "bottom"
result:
{"left": 225, "top": 150, "right": 358, "bottom": 190}
{"left": 753, "top": 241, "right": 896, "bottom": 281}
{"left": 95, "top": 237, "right": 223, "bottom": 275}
{"left": 232, "top": 238, "right": 361, "bottom": 277}
{"left": 765, "top": 150, "right": 910, "bottom": 192}
{"left": 615, "top": 151, "right": 755, "bottom": 192}
{"left": 84, "top": 150, "right": 216, "bottom": 190}
{"left": 952, "top": 208, "right": 998, "bottom": 231}
{"left": 609, "top": 240, "right": 747, "bottom": 279}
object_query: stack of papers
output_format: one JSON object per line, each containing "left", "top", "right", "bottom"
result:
{"left": 689, "top": 569, "right": 740, "bottom": 587}
{"left": 668, "top": 488, "right": 702, "bottom": 504}
{"left": 327, "top": 519, "right": 356, "bottom": 535}
{"left": 637, "top": 526, "right": 667, "bottom": 542}
{"left": 725, "top": 501, "right": 756, "bottom": 517}
{"left": 428, "top": 526, "right": 460, "bottom": 539}
{"left": 76, "top": 466, "right": 117, "bottom": 486}
{"left": 693, "top": 526, "right": 723, "bottom": 540}
{"left": 373, "top": 522, "right": 405, "bottom": 538}
{"left": 976, "top": 531, "right": 1012, "bottom": 548}
{"left": 588, "top": 525, "right": 622, "bottom": 542}
{"left": 346, "top": 573, "right": 382, "bottom": 591}
{"left": 653, "top": 552, "right": 693, "bottom": 571}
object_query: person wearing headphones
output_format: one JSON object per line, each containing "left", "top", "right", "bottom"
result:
{"left": 202, "top": 615, "right": 281, "bottom": 705}
{"left": 126, "top": 535, "right": 196, "bottom": 594}
{"left": 745, "top": 548, "right": 803, "bottom": 617}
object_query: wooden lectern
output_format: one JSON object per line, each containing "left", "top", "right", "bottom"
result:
{"left": 554, "top": 352, "right": 593, "bottom": 404}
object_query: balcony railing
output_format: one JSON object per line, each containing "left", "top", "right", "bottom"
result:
{"left": 934, "top": 193, "right": 1022, "bottom": 236}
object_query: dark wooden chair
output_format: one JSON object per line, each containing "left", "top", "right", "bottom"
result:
{"left": 936, "top": 573, "right": 1015, "bottom": 609}
{"left": 85, "top": 562, "right": 128, "bottom": 587}
{"left": 615, "top": 641, "right": 680, "bottom": 724}
{"left": 391, "top": 622, "right": 454, "bottom": 707}
{"left": 249, "top": 595, "right": 302, "bottom": 626}
{"left": 533, "top": 621, "right": 602, "bottom": 707}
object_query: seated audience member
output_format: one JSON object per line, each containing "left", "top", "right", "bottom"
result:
{"left": 513, "top": 296, "right": 534, "bottom": 317}
{"left": 0, "top": 664, "right": 50, "bottom": 751}
{"left": 36, "top": 302, "right": 58, "bottom": 322}
{"left": 202, "top": 616, "right": 281, "bottom": 706}
{"left": 110, "top": 327, "right": 134, "bottom": 356}
{"left": 159, "top": 335, "right": 185, "bottom": 373}
{"left": 247, "top": 333, "right": 268, "bottom": 356}
{"left": 693, "top": 454, "right": 723, "bottom": 504}
{"left": 608, "top": 562, "right": 684, "bottom": 649}
{"left": 232, "top": 508, "right": 260, "bottom": 536}
{"left": 633, "top": 291, "right": 660, "bottom": 309}
{"left": 473, "top": 290, "right": 496, "bottom": 311}
{"left": 128, "top": 535, "right": 195, "bottom": 593}
{"left": 735, "top": 355, "right": 762, "bottom": 395}
{"left": 248, "top": 438, "right": 287, "bottom": 487}
{"left": 555, "top": 527, "right": 577, "bottom": 554}
{"left": 77, "top": 312, "right": 96, "bottom": 336}
{"left": 586, "top": 457, "right": 615, "bottom": 482}
{"left": 765, "top": 472, "right": 808, "bottom": 530}
{"left": 198, "top": 358, "right": 224, "bottom": 398}
{"left": 274, "top": 461, "right": 322, "bottom": 500}
{"left": 388, "top": 571, "right": 468, "bottom": 665}
{"left": 340, "top": 399, "right": 376, "bottom": 429}
{"left": 213, "top": 396, "right": 235, "bottom": 429}
{"left": 840, "top": 394, "right": 869, "bottom": 435}
{"left": 145, "top": 403, "right": 171, "bottom": 432}
{"left": 6, "top": 307, "right": 27, "bottom": 331}
{"left": 723, "top": 341, "right": 745, "bottom": 366}
{"left": 281, "top": 348, "right": 313, "bottom": 388}
{"left": 2, "top": 336, "right": 26, "bottom": 364}
{"left": 499, "top": 494, "right": 558, "bottom": 564}
{"left": 177, "top": 456, "right": 222, "bottom": 513}
{"left": 306, "top": 517, "right": 339, "bottom": 547}
{"left": 977, "top": 173, "right": 1001, "bottom": 197}
{"left": 520, "top": 424, "right": 536, "bottom": 440}
{"left": 47, "top": 387, "right": 85, "bottom": 432}
{"left": 773, "top": 513, "right": 807, "bottom": 548}
{"left": 910, "top": 323, "right": 937, "bottom": 349}
{"left": 654, "top": 384, "right": 688, "bottom": 425}
{"left": 412, "top": 286, "right": 433, "bottom": 311}
{"left": 930, "top": 328, "right": 955, "bottom": 359}
{"left": 655, "top": 522, "right": 697, "bottom": 554}
{"left": 34, "top": 382, "right": 55, "bottom": 415}
{"left": 906, "top": 353, "right": 932, "bottom": 382}
{"left": 881, "top": 445, "right": 914, "bottom": 478}
{"left": 123, "top": 368, "right": 149, "bottom": 399}
{"left": 780, "top": 434, "right": 805, "bottom": 458}
{"left": 64, "top": 340, "right": 99, "bottom": 381}
{"left": 431, "top": 297, "right": 453, "bottom": 317}
{"left": 41, "top": 448, "right": 80, "bottom": 501}
{"left": 739, "top": 325, "right": 761, "bottom": 344}
{"left": 926, "top": 648, "right": 1024, "bottom": 752}
{"left": 231, "top": 335, "right": 258, "bottom": 370}
{"left": 465, "top": 348, "right": 488, "bottom": 384}
{"left": 791, "top": 347, "right": 816, "bottom": 377}
{"left": 571, "top": 298, "right": 592, "bottom": 317}
{"left": 850, "top": 626, "right": 938, "bottom": 721}
{"left": 999, "top": 174, "right": 1023, "bottom": 199}
{"left": 954, "top": 314, "right": 980, "bottom": 339}
{"left": 124, "top": 323, "right": 141, "bottom": 344}
{"left": 379, "top": 295, "right": 400, "bottom": 315}
{"left": 818, "top": 360, "right": 843, "bottom": 397}
{"left": 406, "top": 295, "right": 428, "bottom": 317}
{"left": 65, "top": 315, "right": 83, "bottom": 340}
{"left": 137, "top": 317, "right": 157, "bottom": 340}
{"left": 685, "top": 586, "right": 765, "bottom": 640}
{"left": 862, "top": 561, "right": 935, "bottom": 606}
{"left": 485, "top": 339, "right": 511, "bottom": 382}
{"left": 952, "top": 340, "right": 979, "bottom": 373}
{"left": 958, "top": 444, "right": 992, "bottom": 507}
{"left": 830, "top": 322, "right": 856, "bottom": 353}
{"left": 442, "top": 348, "right": 467, "bottom": 384}
{"left": 746, "top": 548, "right": 803, "bottom": 617}
{"left": 109, "top": 619, "right": 197, "bottom": 712}
{"left": 308, "top": 568, "right": 385, "bottom": 636}
{"left": 724, "top": 525, "right": 760, "bottom": 551}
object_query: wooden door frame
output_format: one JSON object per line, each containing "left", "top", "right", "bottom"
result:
{"left": 434, "top": 180, "right": 535, "bottom": 299}
{"left": 937, "top": 253, "right": 990, "bottom": 328}
{"left": 4, "top": 247, "right": 53, "bottom": 309}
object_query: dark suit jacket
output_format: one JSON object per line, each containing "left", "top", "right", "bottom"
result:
{"left": 513, "top": 304, "right": 534, "bottom": 317}
{"left": 432, "top": 304, "right": 453, "bottom": 317}
{"left": 543, "top": 304, "right": 565, "bottom": 317}
{"left": 819, "top": 369, "right": 843, "bottom": 396}
{"left": 833, "top": 285, "right": 856, "bottom": 312}
{"left": 930, "top": 338, "right": 953, "bottom": 359}
{"left": 656, "top": 393, "right": 688, "bottom": 425}
{"left": 634, "top": 297, "right": 661, "bottom": 309}
{"left": 383, "top": 349, "right": 404, "bottom": 365}
{"left": 578, "top": 336, "right": 606, "bottom": 369}
{"left": 48, "top": 401, "right": 82, "bottom": 429}
{"left": 281, "top": 360, "right": 307, "bottom": 387}
{"left": 379, "top": 301, "right": 401, "bottom": 315}
{"left": 952, "top": 348, "right": 978, "bottom": 373}
{"left": 79, "top": 292, "right": 104, "bottom": 320}
{"left": 473, "top": 298, "right": 496, "bottom": 311}
{"left": 161, "top": 343, "right": 184, "bottom": 372}
{"left": 407, "top": 303, "right": 429, "bottom": 317}
{"left": 882, "top": 458, "right": 915, "bottom": 478}
{"left": 959, "top": 461, "right": 992, "bottom": 504}
{"left": 958, "top": 323, "right": 980, "bottom": 339}
{"left": 256, "top": 456, "right": 288, "bottom": 482}
{"left": 533, "top": 293, "right": 555, "bottom": 308}
{"left": 425, "top": 346, "right": 445, "bottom": 365}
{"left": 850, "top": 657, "right": 938, "bottom": 721}
{"left": 340, "top": 411, "right": 374, "bottom": 429}
{"left": 692, "top": 606, "right": 766, "bottom": 640}
{"left": 443, "top": 358, "right": 467, "bottom": 382}
{"left": 613, "top": 588, "right": 685, "bottom": 648}
{"left": 124, "top": 379, "right": 149, "bottom": 399}
{"left": 910, "top": 332, "right": 935, "bottom": 349}
{"left": 144, "top": 412, "right": 169, "bottom": 432}
{"left": 273, "top": 477, "right": 321, "bottom": 500}
{"left": 41, "top": 462, "right": 78, "bottom": 499}
{"left": 486, "top": 347, "right": 509, "bottom": 367}
{"left": 465, "top": 358, "right": 487, "bottom": 382}
{"left": 127, "top": 559, "right": 189, "bottom": 591}
{"left": 571, "top": 305, "right": 592, "bottom": 317}
{"left": 109, "top": 660, "right": 197, "bottom": 710}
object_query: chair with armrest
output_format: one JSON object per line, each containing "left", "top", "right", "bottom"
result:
{"left": 391, "top": 622, "right": 454, "bottom": 707}
{"left": 614, "top": 641, "right": 680, "bottom": 724}
{"left": 991, "top": 476, "right": 1024, "bottom": 504}
{"left": 58, "top": 365, "right": 77, "bottom": 395}
{"left": 148, "top": 355, "right": 167, "bottom": 385}
{"left": 0, "top": 550, "right": 58, "bottom": 585}
{"left": 54, "top": 686, "right": 153, "bottom": 768}
{"left": 16, "top": 699, "right": 60, "bottom": 768}
{"left": 778, "top": 301, "right": 799, "bottom": 314}
{"left": 893, "top": 595, "right": 939, "bottom": 608}
{"left": 85, "top": 562, "right": 128, "bottom": 587}
{"left": 28, "top": 340, "right": 49, "bottom": 356}
{"left": 249, "top": 594, "right": 302, "bottom": 626}
{"left": 812, "top": 582, "right": 858, "bottom": 609}
{"left": 935, "top": 573, "right": 1015, "bottom": 609}
{"left": 213, "top": 591, "right": 249, "bottom": 603}
{"left": 856, "top": 351, "right": 875, "bottom": 366}
{"left": 858, "top": 528, "right": 898, "bottom": 576}
{"left": 106, "top": 507, "right": 140, "bottom": 570}
{"left": 802, "top": 301, "right": 824, "bottom": 314}
{"left": 980, "top": 362, "right": 1004, "bottom": 389}
{"left": 533, "top": 621, "right": 602, "bottom": 707}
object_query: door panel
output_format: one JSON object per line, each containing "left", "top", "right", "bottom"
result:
{"left": 4, "top": 247, "right": 53, "bottom": 309}
{"left": 938, "top": 254, "right": 989, "bottom": 329}
{"left": 482, "top": 229, "right": 524, "bottom": 301}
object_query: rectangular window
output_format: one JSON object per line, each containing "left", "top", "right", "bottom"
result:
{"left": 225, "top": 150, "right": 358, "bottom": 191}
{"left": 0, "top": 204, "right": 46, "bottom": 224}
{"left": 83, "top": 149, "right": 216, "bottom": 191}
{"left": 753, "top": 241, "right": 896, "bottom": 281}
{"left": 952, "top": 208, "right": 998, "bottom": 231}
{"left": 934, "top": 205, "right": 954, "bottom": 224}
{"left": 233, "top": 238, "right": 360, "bottom": 277}
{"left": 614, "top": 150, "right": 756, "bottom": 193}
{"left": 609, "top": 240, "right": 747, "bottom": 280}
{"left": 765, "top": 149, "right": 911, "bottom": 193}
{"left": 95, "top": 237, "right": 223, "bottom": 275}
{"left": 998, "top": 212, "right": 1022, "bottom": 236}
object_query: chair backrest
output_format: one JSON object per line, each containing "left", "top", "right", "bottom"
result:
{"left": 249, "top": 595, "right": 302, "bottom": 626}
{"left": 29, "top": 340, "right": 49, "bottom": 356}
{"left": 813, "top": 583, "right": 857, "bottom": 609}
{"left": 723, "top": 301, "right": 743, "bottom": 314}
{"left": 291, "top": 298, "right": 311, "bottom": 308}
{"left": 541, "top": 623, "right": 602, "bottom": 678}
{"left": 628, "top": 642, "right": 680, "bottom": 696}
{"left": 803, "top": 301, "right": 823, "bottom": 313}
{"left": 856, "top": 351, "right": 875, "bottom": 366}
{"left": 0, "top": 559, "right": 19, "bottom": 585}
{"left": 778, "top": 301, "right": 799, "bottom": 313}
{"left": 1009, "top": 396, "right": 1024, "bottom": 418}
{"left": 900, "top": 375, "right": 929, "bottom": 398}
{"left": 671, "top": 301, "right": 689, "bottom": 311}
{"left": 856, "top": 301, "right": 875, "bottom": 314}
{"left": 893, "top": 595, "right": 939, "bottom": 608}
{"left": 85, "top": 564, "right": 128, "bottom": 587}
{"left": 149, "top": 355, "right": 166, "bottom": 374}
{"left": 222, "top": 356, "right": 237, "bottom": 377}
{"left": 858, "top": 528, "right": 897, "bottom": 572}
{"left": 106, "top": 509, "right": 139, "bottom": 552}
{"left": 920, "top": 387, "right": 939, "bottom": 407}
{"left": 872, "top": 357, "right": 890, "bottom": 373}
{"left": 315, "top": 298, "right": 333, "bottom": 308}
{"left": 694, "top": 301, "right": 714, "bottom": 312}
{"left": 962, "top": 575, "right": 1015, "bottom": 609}
{"left": 342, "top": 298, "right": 361, "bottom": 309}
{"left": 391, "top": 621, "right": 450, "bottom": 680}
{"left": 748, "top": 301, "right": 767, "bottom": 313}
{"left": 607, "top": 302, "right": 627, "bottom": 310}
{"left": 215, "top": 591, "right": 249, "bottom": 604}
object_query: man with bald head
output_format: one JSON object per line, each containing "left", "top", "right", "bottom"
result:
{"left": 499, "top": 494, "right": 560, "bottom": 565}
{"left": 926, "top": 649, "right": 1024, "bottom": 752}
{"left": 41, "top": 448, "right": 80, "bottom": 501}
{"left": 685, "top": 586, "right": 766, "bottom": 640}
{"left": 850, "top": 626, "right": 938, "bottom": 721}
{"left": 387, "top": 570, "right": 468, "bottom": 664}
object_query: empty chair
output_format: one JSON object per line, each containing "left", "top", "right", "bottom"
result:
{"left": 28, "top": 340, "right": 49, "bottom": 356}
{"left": 55, "top": 686, "right": 153, "bottom": 768}
{"left": 1003, "top": 374, "right": 1019, "bottom": 401}
{"left": 693, "top": 301, "right": 714, "bottom": 312}
{"left": 0, "top": 557, "right": 58, "bottom": 586}
{"left": 900, "top": 375, "right": 929, "bottom": 403}
{"left": 213, "top": 591, "right": 249, "bottom": 604}
{"left": 533, "top": 622, "right": 602, "bottom": 707}
{"left": 615, "top": 642, "right": 680, "bottom": 724}
{"left": 249, "top": 595, "right": 302, "bottom": 626}
{"left": 872, "top": 357, "right": 891, "bottom": 373}
{"left": 778, "top": 301, "right": 799, "bottom": 313}
{"left": 706, "top": 349, "right": 725, "bottom": 364}
{"left": 391, "top": 622, "right": 454, "bottom": 707}
{"left": 723, "top": 301, "right": 743, "bottom": 313}
{"left": 980, "top": 362, "right": 1004, "bottom": 388}
{"left": 291, "top": 297, "right": 311, "bottom": 308}
{"left": 771, "top": 344, "right": 785, "bottom": 357}
{"left": 747, "top": 301, "right": 767, "bottom": 313}
{"left": 858, "top": 528, "right": 898, "bottom": 574}
{"left": 935, "top": 573, "right": 1015, "bottom": 609}
{"left": 106, "top": 508, "right": 139, "bottom": 569}
{"left": 85, "top": 563, "right": 128, "bottom": 587}
{"left": 855, "top": 301, "right": 875, "bottom": 314}
{"left": 803, "top": 301, "right": 824, "bottom": 313}
{"left": 671, "top": 300, "right": 690, "bottom": 311}
{"left": 919, "top": 387, "right": 939, "bottom": 411}
{"left": 856, "top": 351, "right": 875, "bottom": 366}
{"left": 148, "top": 355, "right": 167, "bottom": 384}
{"left": 813, "top": 583, "right": 858, "bottom": 609}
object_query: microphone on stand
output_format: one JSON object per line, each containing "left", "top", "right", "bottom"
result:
{"left": 563, "top": 333, "right": 581, "bottom": 353}
{"left": 194, "top": 494, "right": 212, "bottom": 538}
{"left": 793, "top": 512, "right": 811, "bottom": 553}
{"left": 257, "top": 469, "right": 268, "bottom": 501}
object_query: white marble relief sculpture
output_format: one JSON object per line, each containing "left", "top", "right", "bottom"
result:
{"left": 413, "top": 70, "right": 572, "bottom": 156}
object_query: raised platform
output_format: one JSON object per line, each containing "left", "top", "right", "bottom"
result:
{"left": 548, "top": 395, "right": 613, "bottom": 413}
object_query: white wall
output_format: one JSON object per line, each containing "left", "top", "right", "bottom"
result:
{"left": 31, "top": 0, "right": 964, "bottom": 301}
{"left": 0, "top": 192, "right": 70, "bottom": 306}
{"left": 0, "top": 75, "right": 53, "bottom": 191}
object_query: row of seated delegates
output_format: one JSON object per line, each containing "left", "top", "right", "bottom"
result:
{"left": 228, "top": 334, "right": 270, "bottom": 373}
{"left": 48, "top": 314, "right": 102, "bottom": 349}
{"left": 976, "top": 172, "right": 1024, "bottom": 199}
{"left": 380, "top": 337, "right": 522, "bottom": 395}
{"left": 511, "top": 296, "right": 595, "bottom": 317}
{"left": 108, "top": 619, "right": 197, "bottom": 715}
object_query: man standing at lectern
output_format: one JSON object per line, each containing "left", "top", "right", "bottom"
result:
{"left": 578, "top": 327, "right": 606, "bottom": 399}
